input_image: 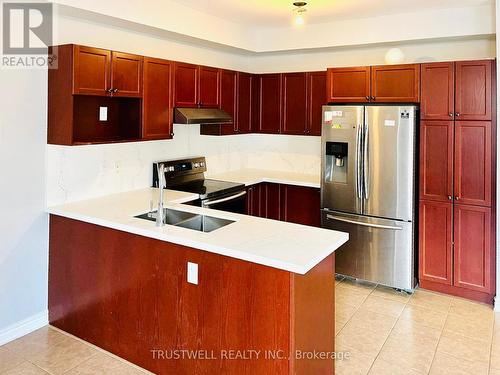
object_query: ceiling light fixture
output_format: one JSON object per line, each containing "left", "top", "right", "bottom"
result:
{"left": 293, "top": 1, "right": 307, "bottom": 26}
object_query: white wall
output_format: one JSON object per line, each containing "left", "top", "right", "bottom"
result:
{"left": 0, "top": 67, "right": 48, "bottom": 342}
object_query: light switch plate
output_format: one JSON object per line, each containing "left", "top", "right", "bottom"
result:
{"left": 187, "top": 262, "right": 198, "bottom": 285}
{"left": 99, "top": 106, "right": 108, "bottom": 121}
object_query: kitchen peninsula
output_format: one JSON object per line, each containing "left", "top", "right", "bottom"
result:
{"left": 47, "top": 187, "right": 348, "bottom": 374}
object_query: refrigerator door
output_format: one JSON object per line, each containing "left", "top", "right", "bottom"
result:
{"left": 322, "top": 210, "right": 415, "bottom": 291}
{"left": 363, "top": 105, "right": 416, "bottom": 221}
{"left": 321, "top": 105, "right": 364, "bottom": 214}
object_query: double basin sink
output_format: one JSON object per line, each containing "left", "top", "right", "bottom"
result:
{"left": 135, "top": 208, "right": 234, "bottom": 233}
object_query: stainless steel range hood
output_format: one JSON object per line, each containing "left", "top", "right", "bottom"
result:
{"left": 174, "top": 107, "right": 233, "bottom": 124}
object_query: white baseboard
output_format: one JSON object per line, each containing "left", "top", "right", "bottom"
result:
{"left": 0, "top": 310, "right": 48, "bottom": 346}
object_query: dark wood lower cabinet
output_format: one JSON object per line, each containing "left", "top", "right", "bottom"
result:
{"left": 49, "top": 215, "right": 335, "bottom": 375}
{"left": 246, "top": 183, "right": 320, "bottom": 227}
{"left": 419, "top": 201, "right": 495, "bottom": 303}
{"left": 419, "top": 200, "right": 453, "bottom": 286}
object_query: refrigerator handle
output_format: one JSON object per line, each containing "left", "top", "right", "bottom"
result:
{"left": 355, "top": 123, "right": 363, "bottom": 199}
{"left": 326, "top": 214, "right": 403, "bottom": 231}
{"left": 363, "top": 120, "right": 369, "bottom": 199}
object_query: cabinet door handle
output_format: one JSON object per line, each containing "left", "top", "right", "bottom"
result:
{"left": 365, "top": 96, "right": 370, "bottom": 101}
{"left": 455, "top": 196, "right": 459, "bottom": 200}
{"left": 370, "top": 96, "right": 375, "bottom": 101}
{"left": 455, "top": 113, "right": 460, "bottom": 117}
{"left": 448, "top": 195, "right": 452, "bottom": 200}
{"left": 449, "top": 113, "right": 454, "bottom": 117}
{"left": 106, "top": 88, "right": 113, "bottom": 94}
{"left": 112, "top": 88, "right": 118, "bottom": 93}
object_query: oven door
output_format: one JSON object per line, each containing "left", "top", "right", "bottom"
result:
{"left": 201, "top": 190, "right": 247, "bottom": 214}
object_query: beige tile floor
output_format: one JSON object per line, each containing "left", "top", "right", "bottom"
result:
{"left": 335, "top": 276, "right": 499, "bottom": 375}
{"left": 0, "top": 278, "right": 497, "bottom": 375}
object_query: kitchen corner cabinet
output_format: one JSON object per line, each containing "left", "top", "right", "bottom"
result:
{"left": 236, "top": 72, "right": 252, "bottom": 134}
{"left": 282, "top": 73, "right": 308, "bottom": 135}
{"left": 257, "top": 74, "right": 282, "bottom": 134}
{"left": 142, "top": 57, "right": 174, "bottom": 140}
{"left": 247, "top": 183, "right": 320, "bottom": 227}
{"left": 326, "top": 64, "right": 419, "bottom": 103}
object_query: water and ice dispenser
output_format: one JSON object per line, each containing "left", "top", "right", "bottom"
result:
{"left": 324, "top": 142, "right": 348, "bottom": 184}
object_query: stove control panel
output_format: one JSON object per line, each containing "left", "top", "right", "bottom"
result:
{"left": 152, "top": 157, "right": 207, "bottom": 188}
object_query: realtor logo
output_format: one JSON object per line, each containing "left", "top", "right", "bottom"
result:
{"left": 2, "top": 2, "right": 56, "bottom": 68}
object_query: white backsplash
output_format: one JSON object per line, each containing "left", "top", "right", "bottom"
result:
{"left": 46, "top": 125, "right": 321, "bottom": 206}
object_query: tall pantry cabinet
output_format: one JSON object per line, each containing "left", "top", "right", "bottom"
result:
{"left": 419, "top": 60, "right": 495, "bottom": 303}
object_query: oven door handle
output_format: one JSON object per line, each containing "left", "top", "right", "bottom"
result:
{"left": 202, "top": 191, "right": 247, "bottom": 207}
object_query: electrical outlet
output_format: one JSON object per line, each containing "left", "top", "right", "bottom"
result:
{"left": 187, "top": 262, "right": 198, "bottom": 285}
{"left": 99, "top": 106, "right": 108, "bottom": 121}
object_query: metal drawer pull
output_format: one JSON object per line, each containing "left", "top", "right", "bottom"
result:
{"left": 326, "top": 214, "right": 403, "bottom": 230}
{"left": 203, "top": 191, "right": 247, "bottom": 206}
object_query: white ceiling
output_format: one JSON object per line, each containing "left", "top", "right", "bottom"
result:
{"left": 172, "top": 0, "right": 492, "bottom": 27}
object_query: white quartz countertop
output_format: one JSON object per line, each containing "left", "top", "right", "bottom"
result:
{"left": 207, "top": 168, "right": 320, "bottom": 188}
{"left": 47, "top": 188, "right": 347, "bottom": 274}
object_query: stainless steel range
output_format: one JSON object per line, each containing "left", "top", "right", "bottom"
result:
{"left": 153, "top": 157, "right": 247, "bottom": 214}
{"left": 320, "top": 105, "right": 418, "bottom": 291}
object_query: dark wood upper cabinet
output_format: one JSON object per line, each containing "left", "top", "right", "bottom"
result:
{"left": 73, "top": 45, "right": 111, "bottom": 95}
{"left": 174, "top": 62, "right": 198, "bottom": 107}
{"left": 421, "top": 62, "right": 455, "bottom": 120}
{"left": 419, "top": 200, "right": 453, "bottom": 286}
{"left": 199, "top": 66, "right": 220, "bottom": 108}
{"left": 327, "top": 66, "right": 370, "bottom": 103}
{"left": 258, "top": 74, "right": 282, "bottom": 134}
{"left": 454, "top": 121, "right": 492, "bottom": 206}
{"left": 110, "top": 52, "right": 143, "bottom": 97}
{"left": 236, "top": 72, "right": 252, "bottom": 134}
{"left": 142, "top": 57, "right": 173, "bottom": 140}
{"left": 419, "top": 121, "right": 454, "bottom": 202}
{"left": 453, "top": 204, "right": 493, "bottom": 294}
{"left": 280, "top": 185, "right": 321, "bottom": 227}
{"left": 370, "top": 64, "right": 420, "bottom": 103}
{"left": 282, "top": 73, "right": 308, "bottom": 135}
{"left": 307, "top": 71, "right": 327, "bottom": 136}
{"left": 219, "top": 69, "right": 237, "bottom": 130}
{"left": 455, "top": 60, "right": 492, "bottom": 121}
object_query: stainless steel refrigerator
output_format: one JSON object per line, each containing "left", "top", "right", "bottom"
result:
{"left": 321, "top": 105, "right": 417, "bottom": 291}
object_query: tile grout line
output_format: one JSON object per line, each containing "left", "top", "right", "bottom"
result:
{"left": 488, "top": 314, "right": 496, "bottom": 375}
{"left": 364, "top": 289, "right": 412, "bottom": 374}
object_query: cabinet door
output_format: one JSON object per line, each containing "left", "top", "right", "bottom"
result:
{"left": 199, "top": 66, "right": 220, "bottom": 108}
{"left": 262, "top": 183, "right": 281, "bottom": 220}
{"left": 142, "top": 58, "right": 173, "bottom": 140}
{"left": 419, "top": 200, "right": 453, "bottom": 285}
{"left": 370, "top": 64, "right": 420, "bottom": 102}
{"left": 219, "top": 69, "right": 237, "bottom": 133}
{"left": 455, "top": 60, "right": 492, "bottom": 121}
{"left": 258, "top": 74, "right": 282, "bottom": 134}
{"left": 174, "top": 62, "right": 198, "bottom": 107}
{"left": 281, "top": 73, "right": 308, "bottom": 135}
{"left": 246, "top": 185, "right": 262, "bottom": 217}
{"left": 454, "top": 121, "right": 492, "bottom": 206}
{"left": 326, "top": 67, "right": 370, "bottom": 103}
{"left": 73, "top": 45, "right": 111, "bottom": 95}
{"left": 111, "top": 52, "right": 143, "bottom": 97}
{"left": 236, "top": 72, "right": 252, "bottom": 134}
{"left": 307, "top": 71, "right": 327, "bottom": 136}
{"left": 419, "top": 121, "right": 454, "bottom": 202}
{"left": 454, "top": 204, "right": 492, "bottom": 293}
{"left": 421, "top": 62, "right": 455, "bottom": 120}
{"left": 280, "top": 185, "right": 321, "bottom": 227}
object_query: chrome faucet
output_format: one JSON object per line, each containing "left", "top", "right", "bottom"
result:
{"left": 156, "top": 163, "right": 166, "bottom": 227}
